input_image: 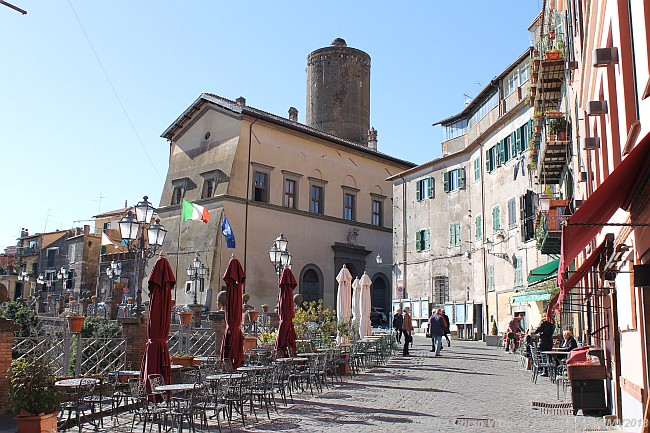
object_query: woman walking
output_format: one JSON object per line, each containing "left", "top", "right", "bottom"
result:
{"left": 402, "top": 307, "right": 413, "bottom": 356}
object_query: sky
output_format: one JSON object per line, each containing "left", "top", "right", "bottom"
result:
{"left": 0, "top": 0, "right": 542, "bottom": 251}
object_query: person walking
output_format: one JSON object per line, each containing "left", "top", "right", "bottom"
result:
{"left": 428, "top": 309, "right": 445, "bottom": 356}
{"left": 402, "top": 307, "right": 413, "bottom": 356}
{"left": 441, "top": 309, "right": 451, "bottom": 347}
{"left": 392, "top": 308, "right": 404, "bottom": 344}
{"left": 505, "top": 313, "right": 525, "bottom": 352}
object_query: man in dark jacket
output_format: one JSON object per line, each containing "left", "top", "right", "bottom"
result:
{"left": 532, "top": 314, "right": 555, "bottom": 376}
{"left": 441, "top": 310, "right": 451, "bottom": 347}
{"left": 392, "top": 309, "right": 404, "bottom": 343}
{"left": 428, "top": 309, "right": 446, "bottom": 356}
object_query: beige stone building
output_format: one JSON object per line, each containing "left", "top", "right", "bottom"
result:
{"left": 389, "top": 49, "right": 555, "bottom": 337}
{"left": 155, "top": 90, "right": 414, "bottom": 311}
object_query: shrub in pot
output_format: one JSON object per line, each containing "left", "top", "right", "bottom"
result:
{"left": 9, "top": 356, "right": 61, "bottom": 433}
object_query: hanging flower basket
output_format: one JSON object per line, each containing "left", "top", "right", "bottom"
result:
{"left": 179, "top": 311, "right": 193, "bottom": 326}
{"left": 67, "top": 316, "right": 85, "bottom": 333}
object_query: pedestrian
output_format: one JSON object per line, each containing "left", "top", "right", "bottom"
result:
{"left": 428, "top": 309, "right": 446, "bottom": 356}
{"left": 402, "top": 307, "right": 413, "bottom": 356}
{"left": 441, "top": 309, "right": 451, "bottom": 347}
{"left": 505, "top": 313, "right": 525, "bottom": 352}
{"left": 392, "top": 308, "right": 404, "bottom": 344}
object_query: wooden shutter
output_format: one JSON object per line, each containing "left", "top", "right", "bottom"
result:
{"left": 493, "top": 206, "right": 500, "bottom": 232}
{"left": 449, "top": 224, "right": 454, "bottom": 246}
{"left": 427, "top": 177, "right": 434, "bottom": 198}
{"left": 455, "top": 223, "right": 461, "bottom": 245}
{"left": 443, "top": 171, "right": 450, "bottom": 193}
{"left": 458, "top": 167, "right": 465, "bottom": 189}
{"left": 416, "top": 231, "right": 422, "bottom": 252}
{"left": 474, "top": 158, "right": 480, "bottom": 181}
{"left": 425, "top": 229, "right": 430, "bottom": 250}
{"left": 476, "top": 215, "right": 482, "bottom": 240}
{"left": 511, "top": 131, "right": 517, "bottom": 157}
{"left": 416, "top": 180, "right": 422, "bottom": 201}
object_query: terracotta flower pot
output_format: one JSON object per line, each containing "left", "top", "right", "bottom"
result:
{"left": 179, "top": 311, "right": 193, "bottom": 326}
{"left": 15, "top": 411, "right": 59, "bottom": 433}
{"left": 249, "top": 310, "right": 259, "bottom": 322}
{"left": 67, "top": 316, "right": 85, "bottom": 333}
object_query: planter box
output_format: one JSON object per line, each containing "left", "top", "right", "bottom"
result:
{"left": 15, "top": 411, "right": 58, "bottom": 433}
{"left": 171, "top": 356, "right": 194, "bottom": 367}
{"left": 568, "top": 365, "right": 606, "bottom": 381}
{"left": 485, "top": 335, "right": 500, "bottom": 347}
{"left": 243, "top": 336, "right": 257, "bottom": 351}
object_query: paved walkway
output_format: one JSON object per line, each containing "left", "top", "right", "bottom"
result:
{"left": 1, "top": 336, "right": 614, "bottom": 433}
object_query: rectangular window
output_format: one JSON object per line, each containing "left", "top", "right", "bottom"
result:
{"left": 372, "top": 200, "right": 383, "bottom": 226}
{"left": 253, "top": 171, "right": 268, "bottom": 203}
{"left": 473, "top": 158, "right": 481, "bottom": 181}
{"left": 444, "top": 167, "right": 465, "bottom": 193}
{"left": 486, "top": 146, "right": 496, "bottom": 172}
{"left": 492, "top": 205, "right": 501, "bottom": 233}
{"left": 487, "top": 265, "right": 495, "bottom": 292}
{"left": 416, "top": 229, "right": 430, "bottom": 252}
{"left": 284, "top": 179, "right": 297, "bottom": 209}
{"left": 310, "top": 185, "right": 323, "bottom": 215}
{"left": 47, "top": 248, "right": 57, "bottom": 268}
{"left": 475, "top": 215, "right": 482, "bottom": 240}
{"left": 514, "top": 256, "right": 523, "bottom": 286}
{"left": 344, "top": 193, "right": 355, "bottom": 221}
{"left": 508, "top": 198, "right": 517, "bottom": 228}
{"left": 171, "top": 185, "right": 185, "bottom": 205}
{"left": 69, "top": 244, "right": 76, "bottom": 264}
{"left": 416, "top": 177, "right": 434, "bottom": 201}
{"left": 520, "top": 190, "right": 537, "bottom": 242}
{"left": 202, "top": 178, "right": 217, "bottom": 199}
{"left": 434, "top": 276, "right": 449, "bottom": 304}
{"left": 449, "top": 222, "right": 461, "bottom": 247}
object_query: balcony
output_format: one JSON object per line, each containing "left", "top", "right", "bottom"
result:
{"left": 535, "top": 199, "right": 571, "bottom": 254}
{"left": 538, "top": 116, "right": 570, "bottom": 184}
{"left": 16, "top": 246, "right": 38, "bottom": 257}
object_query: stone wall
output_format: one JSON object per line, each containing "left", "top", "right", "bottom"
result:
{"left": 121, "top": 317, "right": 149, "bottom": 370}
{"left": 209, "top": 311, "right": 226, "bottom": 356}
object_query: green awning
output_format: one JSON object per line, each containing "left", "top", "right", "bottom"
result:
{"left": 527, "top": 258, "right": 560, "bottom": 285}
{"left": 512, "top": 289, "right": 553, "bottom": 303}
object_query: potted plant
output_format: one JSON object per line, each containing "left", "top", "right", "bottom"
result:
{"left": 170, "top": 351, "right": 194, "bottom": 367}
{"left": 485, "top": 321, "right": 500, "bottom": 347}
{"left": 549, "top": 116, "right": 567, "bottom": 140}
{"left": 179, "top": 310, "right": 193, "bottom": 326}
{"left": 9, "top": 357, "right": 61, "bottom": 433}
{"left": 61, "top": 310, "right": 85, "bottom": 333}
{"left": 258, "top": 331, "right": 277, "bottom": 348}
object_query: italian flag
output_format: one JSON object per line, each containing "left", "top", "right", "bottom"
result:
{"left": 181, "top": 199, "right": 210, "bottom": 223}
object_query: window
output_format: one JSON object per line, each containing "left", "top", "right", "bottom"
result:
{"left": 202, "top": 178, "right": 217, "bottom": 199}
{"left": 301, "top": 268, "right": 321, "bottom": 303}
{"left": 371, "top": 199, "right": 383, "bottom": 226}
{"left": 506, "top": 70, "right": 520, "bottom": 96}
{"left": 171, "top": 184, "right": 185, "bottom": 205}
{"left": 442, "top": 118, "right": 468, "bottom": 141}
{"left": 310, "top": 185, "right": 323, "bottom": 215}
{"left": 47, "top": 248, "right": 58, "bottom": 268}
{"left": 492, "top": 206, "right": 501, "bottom": 233}
{"left": 434, "top": 276, "right": 449, "bottom": 304}
{"left": 473, "top": 158, "right": 481, "bottom": 181}
{"left": 343, "top": 192, "right": 356, "bottom": 221}
{"left": 486, "top": 146, "right": 497, "bottom": 172}
{"left": 443, "top": 167, "right": 465, "bottom": 193}
{"left": 284, "top": 179, "right": 297, "bottom": 209}
{"left": 487, "top": 265, "right": 495, "bottom": 292}
{"left": 449, "top": 223, "right": 461, "bottom": 247}
{"left": 514, "top": 256, "right": 523, "bottom": 286}
{"left": 520, "top": 190, "right": 538, "bottom": 242}
{"left": 253, "top": 171, "right": 269, "bottom": 203}
{"left": 416, "top": 177, "right": 434, "bottom": 201}
{"left": 416, "top": 229, "right": 430, "bottom": 252}
{"left": 475, "top": 215, "right": 482, "bottom": 240}
{"left": 69, "top": 243, "right": 76, "bottom": 264}
{"left": 468, "top": 91, "right": 499, "bottom": 129}
{"left": 508, "top": 198, "right": 517, "bottom": 228}
{"left": 101, "top": 223, "right": 108, "bottom": 255}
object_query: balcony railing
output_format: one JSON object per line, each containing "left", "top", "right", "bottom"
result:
{"left": 535, "top": 200, "right": 571, "bottom": 254}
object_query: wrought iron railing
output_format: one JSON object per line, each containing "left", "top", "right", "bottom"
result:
{"left": 78, "top": 338, "right": 127, "bottom": 376}
{"left": 13, "top": 337, "right": 65, "bottom": 375}
{"left": 167, "top": 327, "right": 215, "bottom": 356}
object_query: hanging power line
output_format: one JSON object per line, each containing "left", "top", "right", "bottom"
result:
{"left": 0, "top": 1, "right": 27, "bottom": 14}
{"left": 66, "top": 1, "right": 162, "bottom": 182}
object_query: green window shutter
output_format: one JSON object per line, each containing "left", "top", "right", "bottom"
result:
{"left": 493, "top": 206, "right": 501, "bottom": 232}
{"left": 448, "top": 224, "right": 454, "bottom": 247}
{"left": 416, "top": 181, "right": 421, "bottom": 201}
{"left": 474, "top": 158, "right": 480, "bottom": 181}
{"left": 476, "top": 215, "right": 482, "bottom": 240}
{"left": 511, "top": 131, "right": 517, "bottom": 157}
{"left": 458, "top": 167, "right": 465, "bottom": 189}
{"left": 498, "top": 139, "right": 505, "bottom": 166}
{"left": 455, "top": 223, "right": 461, "bottom": 245}
{"left": 425, "top": 229, "right": 430, "bottom": 250}
{"left": 416, "top": 231, "right": 422, "bottom": 252}
{"left": 427, "top": 177, "right": 434, "bottom": 198}
{"left": 443, "top": 171, "right": 450, "bottom": 193}
{"left": 515, "top": 128, "right": 521, "bottom": 154}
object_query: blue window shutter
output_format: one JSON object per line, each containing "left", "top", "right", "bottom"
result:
{"left": 427, "top": 177, "right": 434, "bottom": 198}
{"left": 443, "top": 171, "right": 450, "bottom": 193}
{"left": 416, "top": 181, "right": 421, "bottom": 201}
{"left": 416, "top": 231, "right": 422, "bottom": 252}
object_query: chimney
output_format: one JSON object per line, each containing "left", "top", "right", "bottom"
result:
{"left": 288, "top": 107, "right": 298, "bottom": 122}
{"left": 84, "top": 225, "right": 90, "bottom": 235}
{"left": 367, "top": 127, "right": 378, "bottom": 150}
{"left": 235, "top": 96, "right": 246, "bottom": 106}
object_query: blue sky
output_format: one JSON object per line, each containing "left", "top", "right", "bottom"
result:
{"left": 0, "top": 1, "right": 541, "bottom": 251}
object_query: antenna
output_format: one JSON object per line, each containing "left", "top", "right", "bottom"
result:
{"left": 91, "top": 192, "right": 107, "bottom": 214}
{"left": 43, "top": 209, "right": 52, "bottom": 232}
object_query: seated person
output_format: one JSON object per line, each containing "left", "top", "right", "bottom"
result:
{"left": 557, "top": 330, "right": 578, "bottom": 351}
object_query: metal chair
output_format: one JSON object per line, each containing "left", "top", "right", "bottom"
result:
{"left": 128, "top": 378, "right": 168, "bottom": 433}
{"left": 61, "top": 378, "right": 97, "bottom": 433}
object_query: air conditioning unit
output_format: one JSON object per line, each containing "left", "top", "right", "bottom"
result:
{"left": 593, "top": 47, "right": 619, "bottom": 67}
{"left": 579, "top": 171, "right": 588, "bottom": 182}
{"left": 586, "top": 100, "right": 608, "bottom": 116}
{"left": 566, "top": 60, "right": 578, "bottom": 70}
{"left": 574, "top": 199, "right": 584, "bottom": 208}
{"left": 583, "top": 137, "right": 601, "bottom": 150}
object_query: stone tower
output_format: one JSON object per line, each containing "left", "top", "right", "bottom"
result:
{"left": 306, "top": 38, "right": 371, "bottom": 144}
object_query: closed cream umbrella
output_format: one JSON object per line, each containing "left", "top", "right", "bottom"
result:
{"left": 336, "top": 265, "right": 353, "bottom": 345}
{"left": 359, "top": 271, "right": 373, "bottom": 337}
{"left": 351, "top": 277, "right": 361, "bottom": 340}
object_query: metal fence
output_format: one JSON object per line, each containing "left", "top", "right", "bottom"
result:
{"left": 168, "top": 326, "right": 215, "bottom": 356}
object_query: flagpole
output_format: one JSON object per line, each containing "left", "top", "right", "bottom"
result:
{"left": 175, "top": 205, "right": 183, "bottom": 301}
{"left": 216, "top": 210, "right": 224, "bottom": 301}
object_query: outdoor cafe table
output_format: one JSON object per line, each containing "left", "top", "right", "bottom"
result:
{"left": 154, "top": 383, "right": 196, "bottom": 393}
{"left": 205, "top": 373, "right": 245, "bottom": 381}
{"left": 237, "top": 365, "right": 272, "bottom": 373}
{"left": 542, "top": 350, "right": 570, "bottom": 379}
{"left": 55, "top": 378, "right": 100, "bottom": 388}
{"left": 109, "top": 370, "right": 140, "bottom": 382}
{"left": 275, "top": 357, "right": 308, "bottom": 363}
{"left": 297, "top": 352, "right": 319, "bottom": 358}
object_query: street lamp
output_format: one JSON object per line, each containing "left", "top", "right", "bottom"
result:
{"left": 57, "top": 266, "right": 69, "bottom": 297}
{"left": 186, "top": 252, "right": 209, "bottom": 306}
{"left": 106, "top": 260, "right": 122, "bottom": 299}
{"left": 17, "top": 271, "right": 29, "bottom": 299}
{"left": 119, "top": 196, "right": 167, "bottom": 315}
{"left": 268, "top": 233, "right": 291, "bottom": 280}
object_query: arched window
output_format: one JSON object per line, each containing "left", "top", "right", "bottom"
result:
{"left": 301, "top": 268, "right": 321, "bottom": 303}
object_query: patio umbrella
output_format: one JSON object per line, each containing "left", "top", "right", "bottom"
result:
{"left": 359, "top": 271, "right": 373, "bottom": 337}
{"left": 140, "top": 255, "right": 176, "bottom": 392}
{"left": 336, "top": 265, "right": 353, "bottom": 345}
{"left": 220, "top": 255, "right": 245, "bottom": 369}
{"left": 275, "top": 267, "right": 297, "bottom": 357}
{"left": 351, "top": 277, "right": 361, "bottom": 339}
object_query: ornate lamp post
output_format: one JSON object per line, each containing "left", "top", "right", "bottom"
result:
{"left": 118, "top": 196, "right": 167, "bottom": 316}
{"left": 57, "top": 266, "right": 69, "bottom": 297}
{"left": 17, "top": 270, "right": 29, "bottom": 299}
{"left": 268, "top": 233, "right": 291, "bottom": 281}
{"left": 186, "top": 252, "right": 209, "bottom": 306}
{"left": 106, "top": 260, "right": 122, "bottom": 298}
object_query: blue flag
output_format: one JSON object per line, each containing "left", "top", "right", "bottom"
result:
{"left": 221, "top": 215, "right": 236, "bottom": 249}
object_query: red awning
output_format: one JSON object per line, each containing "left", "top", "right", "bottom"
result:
{"left": 548, "top": 240, "right": 607, "bottom": 316}
{"left": 557, "top": 132, "right": 650, "bottom": 289}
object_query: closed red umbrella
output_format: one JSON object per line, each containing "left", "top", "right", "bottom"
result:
{"left": 140, "top": 255, "right": 176, "bottom": 392}
{"left": 275, "top": 267, "right": 297, "bottom": 357}
{"left": 220, "top": 256, "right": 245, "bottom": 368}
